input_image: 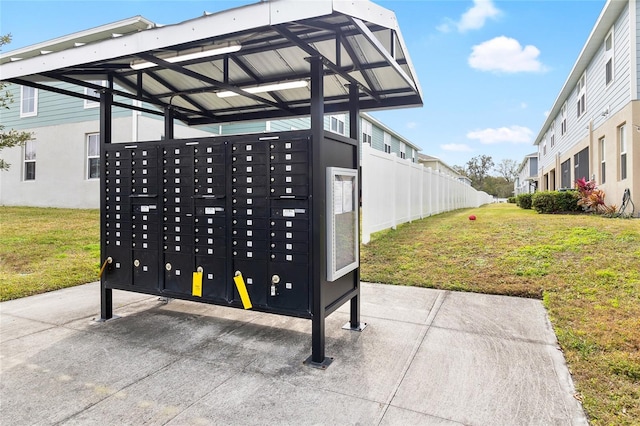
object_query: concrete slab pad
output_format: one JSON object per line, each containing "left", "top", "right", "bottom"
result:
{"left": 165, "top": 371, "right": 386, "bottom": 426}
{"left": 226, "top": 309, "right": 428, "bottom": 403}
{"left": 432, "top": 291, "right": 558, "bottom": 344}
{"left": 71, "top": 307, "right": 254, "bottom": 359}
{"left": 391, "top": 326, "right": 587, "bottom": 425}
{"left": 0, "top": 326, "right": 77, "bottom": 372}
{"left": 0, "top": 330, "right": 177, "bottom": 425}
{"left": 268, "top": 311, "right": 429, "bottom": 403}
{"left": 337, "top": 282, "right": 443, "bottom": 324}
{"left": 61, "top": 357, "right": 240, "bottom": 425}
{"left": 0, "top": 313, "right": 55, "bottom": 343}
{"left": 380, "top": 406, "right": 465, "bottom": 425}
{"left": 0, "top": 282, "right": 588, "bottom": 425}
{"left": 0, "top": 282, "right": 155, "bottom": 325}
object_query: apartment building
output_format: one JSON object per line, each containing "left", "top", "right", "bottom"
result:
{"left": 514, "top": 153, "right": 539, "bottom": 196}
{"left": 533, "top": 0, "right": 639, "bottom": 213}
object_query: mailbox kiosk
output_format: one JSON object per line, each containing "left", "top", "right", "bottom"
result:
{"left": 102, "top": 129, "right": 360, "bottom": 366}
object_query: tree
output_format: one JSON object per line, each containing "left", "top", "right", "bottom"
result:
{"left": 483, "top": 176, "right": 514, "bottom": 198}
{"left": 495, "top": 158, "right": 518, "bottom": 183}
{"left": 451, "top": 164, "right": 468, "bottom": 177}
{"left": 0, "top": 34, "right": 34, "bottom": 171}
{"left": 465, "top": 155, "right": 494, "bottom": 189}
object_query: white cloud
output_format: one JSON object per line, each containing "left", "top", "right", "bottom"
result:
{"left": 468, "top": 36, "right": 546, "bottom": 73}
{"left": 520, "top": 102, "right": 527, "bottom": 109}
{"left": 458, "top": 0, "right": 501, "bottom": 32}
{"left": 437, "top": 0, "right": 500, "bottom": 33}
{"left": 466, "top": 125, "right": 533, "bottom": 144}
{"left": 406, "top": 121, "right": 418, "bottom": 129}
{"left": 436, "top": 21, "right": 453, "bottom": 33}
{"left": 441, "top": 143, "right": 474, "bottom": 152}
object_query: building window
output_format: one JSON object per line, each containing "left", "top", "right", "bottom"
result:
{"left": 383, "top": 132, "right": 391, "bottom": 153}
{"left": 619, "top": 124, "right": 627, "bottom": 180}
{"left": 24, "top": 140, "right": 36, "bottom": 181}
{"left": 87, "top": 133, "right": 100, "bottom": 179}
{"left": 599, "top": 137, "right": 606, "bottom": 184}
{"left": 542, "top": 141, "right": 547, "bottom": 156}
{"left": 20, "top": 86, "right": 38, "bottom": 117}
{"left": 574, "top": 147, "right": 589, "bottom": 182}
{"left": 399, "top": 142, "right": 406, "bottom": 159}
{"left": 330, "top": 114, "right": 345, "bottom": 135}
{"left": 361, "top": 119, "right": 372, "bottom": 145}
{"left": 561, "top": 102, "right": 567, "bottom": 135}
{"left": 561, "top": 159, "right": 571, "bottom": 188}
{"left": 84, "top": 80, "right": 105, "bottom": 108}
{"left": 605, "top": 28, "right": 614, "bottom": 86}
{"left": 550, "top": 122, "right": 555, "bottom": 148}
{"left": 576, "top": 73, "right": 586, "bottom": 118}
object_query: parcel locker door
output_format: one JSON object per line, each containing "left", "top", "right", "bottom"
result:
{"left": 132, "top": 250, "right": 159, "bottom": 290}
{"left": 195, "top": 256, "right": 227, "bottom": 302}
{"left": 103, "top": 245, "right": 132, "bottom": 287}
{"left": 267, "top": 263, "right": 310, "bottom": 315}
{"left": 163, "top": 253, "right": 193, "bottom": 296}
{"left": 231, "top": 260, "right": 268, "bottom": 308}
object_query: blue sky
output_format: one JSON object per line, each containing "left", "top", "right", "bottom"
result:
{"left": 1, "top": 0, "right": 606, "bottom": 169}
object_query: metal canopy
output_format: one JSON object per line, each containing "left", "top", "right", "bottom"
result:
{"left": 0, "top": 0, "right": 423, "bottom": 125}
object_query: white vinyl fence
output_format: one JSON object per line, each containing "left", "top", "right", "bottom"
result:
{"left": 361, "top": 143, "right": 493, "bottom": 243}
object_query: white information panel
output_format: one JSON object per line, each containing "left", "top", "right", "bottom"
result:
{"left": 326, "top": 167, "right": 359, "bottom": 281}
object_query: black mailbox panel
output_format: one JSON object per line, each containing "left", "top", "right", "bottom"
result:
{"left": 103, "top": 131, "right": 357, "bottom": 322}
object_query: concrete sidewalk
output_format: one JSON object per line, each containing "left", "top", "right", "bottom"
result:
{"left": 0, "top": 282, "right": 587, "bottom": 425}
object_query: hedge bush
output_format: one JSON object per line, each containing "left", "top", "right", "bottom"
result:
{"left": 507, "top": 196, "right": 516, "bottom": 204}
{"left": 532, "top": 192, "right": 556, "bottom": 213}
{"left": 516, "top": 193, "right": 533, "bottom": 209}
{"left": 555, "top": 190, "right": 581, "bottom": 212}
{"left": 531, "top": 190, "right": 580, "bottom": 214}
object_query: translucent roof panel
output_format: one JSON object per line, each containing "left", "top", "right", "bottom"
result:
{"left": 0, "top": 0, "right": 423, "bottom": 125}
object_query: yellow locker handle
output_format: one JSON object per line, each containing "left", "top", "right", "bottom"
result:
{"left": 192, "top": 267, "right": 203, "bottom": 297}
{"left": 98, "top": 257, "right": 113, "bottom": 279}
{"left": 233, "top": 271, "right": 252, "bottom": 310}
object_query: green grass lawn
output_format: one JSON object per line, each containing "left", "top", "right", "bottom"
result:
{"left": 1, "top": 204, "right": 638, "bottom": 424}
{"left": 0, "top": 207, "right": 100, "bottom": 300}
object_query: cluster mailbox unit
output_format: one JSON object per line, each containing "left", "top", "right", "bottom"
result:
{"left": 102, "top": 129, "right": 360, "bottom": 366}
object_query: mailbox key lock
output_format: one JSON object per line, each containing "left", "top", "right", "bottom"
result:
{"left": 165, "top": 263, "right": 172, "bottom": 271}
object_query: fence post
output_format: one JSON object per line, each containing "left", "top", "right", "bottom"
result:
{"left": 418, "top": 163, "right": 424, "bottom": 219}
{"left": 361, "top": 143, "right": 371, "bottom": 244}
{"left": 392, "top": 153, "right": 398, "bottom": 229}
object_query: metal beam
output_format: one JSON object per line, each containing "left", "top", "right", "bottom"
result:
{"left": 8, "top": 77, "right": 166, "bottom": 116}
{"left": 350, "top": 17, "right": 417, "bottom": 92}
{"left": 275, "top": 25, "right": 380, "bottom": 102}
{"left": 347, "top": 82, "right": 363, "bottom": 331}
{"left": 164, "top": 107, "right": 175, "bottom": 139}
{"left": 99, "top": 86, "right": 113, "bottom": 321}
{"left": 308, "top": 55, "right": 329, "bottom": 368}
{"left": 339, "top": 32, "right": 380, "bottom": 96}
